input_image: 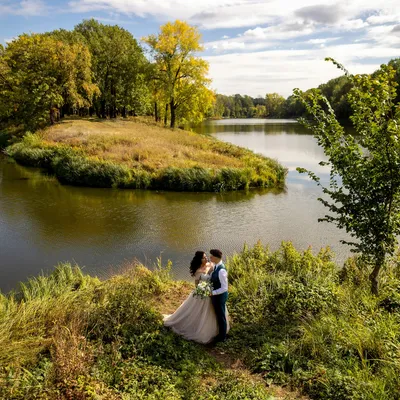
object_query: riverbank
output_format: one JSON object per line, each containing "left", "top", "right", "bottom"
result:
{"left": 5, "top": 117, "right": 287, "bottom": 192}
{"left": 2, "top": 242, "right": 400, "bottom": 399}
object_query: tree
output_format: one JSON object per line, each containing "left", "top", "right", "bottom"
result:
{"left": 265, "top": 93, "right": 285, "bottom": 117}
{"left": 295, "top": 59, "right": 400, "bottom": 295}
{"left": 75, "top": 19, "right": 149, "bottom": 119}
{"left": 143, "top": 20, "right": 212, "bottom": 128}
{"left": 282, "top": 95, "right": 305, "bottom": 118}
{"left": 318, "top": 75, "right": 352, "bottom": 120}
{"left": 0, "top": 34, "right": 98, "bottom": 129}
{"left": 388, "top": 58, "right": 400, "bottom": 105}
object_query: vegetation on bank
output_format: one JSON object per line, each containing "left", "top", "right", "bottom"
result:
{"left": 210, "top": 59, "right": 400, "bottom": 120}
{"left": 0, "top": 19, "right": 213, "bottom": 131}
{"left": 0, "top": 259, "right": 278, "bottom": 400}
{"left": 1, "top": 15, "right": 399, "bottom": 133}
{"left": 5, "top": 118, "right": 287, "bottom": 192}
{"left": 2, "top": 242, "right": 400, "bottom": 399}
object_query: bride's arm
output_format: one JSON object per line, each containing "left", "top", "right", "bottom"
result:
{"left": 194, "top": 270, "right": 202, "bottom": 286}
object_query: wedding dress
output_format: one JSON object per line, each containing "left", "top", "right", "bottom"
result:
{"left": 163, "top": 271, "right": 229, "bottom": 344}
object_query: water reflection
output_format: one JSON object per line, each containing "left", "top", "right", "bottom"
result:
{"left": 193, "top": 119, "right": 307, "bottom": 136}
{"left": 0, "top": 120, "right": 353, "bottom": 293}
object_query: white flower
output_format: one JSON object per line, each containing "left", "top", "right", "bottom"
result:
{"left": 193, "top": 281, "right": 213, "bottom": 299}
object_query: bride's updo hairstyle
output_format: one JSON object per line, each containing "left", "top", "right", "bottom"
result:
{"left": 190, "top": 251, "right": 205, "bottom": 276}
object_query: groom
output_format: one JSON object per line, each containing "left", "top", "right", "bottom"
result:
{"left": 209, "top": 249, "right": 228, "bottom": 344}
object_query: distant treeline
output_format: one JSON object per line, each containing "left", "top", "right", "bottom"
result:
{"left": 1, "top": 17, "right": 399, "bottom": 131}
{"left": 209, "top": 58, "right": 400, "bottom": 120}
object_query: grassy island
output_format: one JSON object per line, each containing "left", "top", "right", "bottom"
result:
{"left": 5, "top": 118, "right": 287, "bottom": 192}
{"left": 2, "top": 242, "right": 400, "bottom": 399}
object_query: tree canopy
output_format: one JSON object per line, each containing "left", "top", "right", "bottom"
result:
{"left": 295, "top": 59, "right": 400, "bottom": 295}
{"left": 143, "top": 20, "right": 214, "bottom": 128}
{"left": 75, "top": 19, "right": 151, "bottom": 119}
{"left": 0, "top": 34, "right": 98, "bottom": 129}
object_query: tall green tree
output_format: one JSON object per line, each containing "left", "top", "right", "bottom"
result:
{"left": 0, "top": 34, "right": 98, "bottom": 129}
{"left": 143, "top": 20, "right": 213, "bottom": 128}
{"left": 75, "top": 19, "right": 150, "bottom": 119}
{"left": 265, "top": 93, "right": 285, "bottom": 117}
{"left": 295, "top": 59, "right": 400, "bottom": 295}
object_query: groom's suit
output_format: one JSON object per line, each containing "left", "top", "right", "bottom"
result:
{"left": 210, "top": 262, "right": 228, "bottom": 342}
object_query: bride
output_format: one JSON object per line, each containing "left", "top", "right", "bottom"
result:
{"left": 163, "top": 251, "right": 229, "bottom": 344}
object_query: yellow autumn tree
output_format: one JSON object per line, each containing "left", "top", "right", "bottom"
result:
{"left": 143, "top": 20, "right": 214, "bottom": 128}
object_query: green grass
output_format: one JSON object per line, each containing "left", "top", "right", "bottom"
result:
{"left": 0, "top": 260, "right": 277, "bottom": 400}
{"left": 5, "top": 118, "right": 287, "bottom": 192}
{"left": 222, "top": 242, "right": 400, "bottom": 399}
{"left": 4, "top": 242, "right": 399, "bottom": 399}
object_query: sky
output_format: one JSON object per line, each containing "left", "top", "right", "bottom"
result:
{"left": 1, "top": 0, "right": 400, "bottom": 98}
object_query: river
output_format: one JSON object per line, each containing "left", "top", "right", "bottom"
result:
{"left": 0, "top": 119, "right": 352, "bottom": 293}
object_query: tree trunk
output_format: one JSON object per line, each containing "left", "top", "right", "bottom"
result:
{"left": 369, "top": 258, "right": 383, "bottom": 296}
{"left": 111, "top": 83, "right": 117, "bottom": 118}
{"left": 164, "top": 103, "right": 169, "bottom": 126}
{"left": 49, "top": 107, "right": 55, "bottom": 125}
{"left": 170, "top": 100, "right": 176, "bottom": 128}
{"left": 154, "top": 102, "right": 158, "bottom": 122}
{"left": 101, "top": 100, "right": 106, "bottom": 119}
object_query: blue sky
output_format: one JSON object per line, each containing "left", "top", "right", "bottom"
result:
{"left": 1, "top": 0, "right": 400, "bottom": 97}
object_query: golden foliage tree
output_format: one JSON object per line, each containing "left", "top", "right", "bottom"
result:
{"left": 143, "top": 20, "right": 214, "bottom": 128}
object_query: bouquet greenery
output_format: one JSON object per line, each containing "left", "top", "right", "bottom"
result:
{"left": 193, "top": 280, "right": 213, "bottom": 299}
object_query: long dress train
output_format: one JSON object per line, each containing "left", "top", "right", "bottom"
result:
{"left": 163, "top": 271, "right": 229, "bottom": 344}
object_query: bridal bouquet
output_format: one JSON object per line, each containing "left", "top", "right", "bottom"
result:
{"left": 193, "top": 281, "right": 213, "bottom": 299}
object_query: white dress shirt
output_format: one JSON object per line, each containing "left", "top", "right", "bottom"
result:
{"left": 212, "top": 261, "right": 228, "bottom": 296}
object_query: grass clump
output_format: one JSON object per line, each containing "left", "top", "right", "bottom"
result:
{"left": 5, "top": 118, "right": 287, "bottom": 192}
{"left": 223, "top": 242, "right": 400, "bottom": 399}
{"left": 0, "top": 260, "right": 276, "bottom": 399}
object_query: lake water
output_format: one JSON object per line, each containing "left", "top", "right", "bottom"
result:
{"left": 0, "top": 119, "right": 352, "bottom": 293}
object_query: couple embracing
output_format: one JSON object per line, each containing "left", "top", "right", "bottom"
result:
{"left": 164, "top": 249, "right": 229, "bottom": 345}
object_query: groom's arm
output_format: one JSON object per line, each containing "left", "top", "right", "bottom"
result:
{"left": 212, "top": 269, "right": 228, "bottom": 296}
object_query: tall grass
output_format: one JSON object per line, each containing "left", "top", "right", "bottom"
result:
{"left": 224, "top": 242, "right": 400, "bottom": 399}
{"left": 0, "top": 259, "right": 276, "bottom": 399}
{"left": 5, "top": 119, "right": 287, "bottom": 192}
{"left": 5, "top": 242, "right": 398, "bottom": 399}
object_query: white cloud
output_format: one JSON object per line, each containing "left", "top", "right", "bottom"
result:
{"left": 366, "top": 10, "right": 400, "bottom": 25}
{"left": 204, "top": 42, "right": 400, "bottom": 97}
{"left": 221, "top": 35, "right": 230, "bottom": 39}
{"left": 19, "top": 0, "right": 46, "bottom": 16}
{"left": 0, "top": 0, "right": 47, "bottom": 16}
{"left": 307, "top": 37, "right": 340, "bottom": 44}
{"left": 210, "top": 41, "right": 245, "bottom": 51}
{"left": 363, "top": 24, "right": 400, "bottom": 46}
{"left": 67, "top": 0, "right": 400, "bottom": 30}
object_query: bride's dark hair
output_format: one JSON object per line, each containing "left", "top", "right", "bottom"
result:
{"left": 190, "top": 251, "right": 205, "bottom": 276}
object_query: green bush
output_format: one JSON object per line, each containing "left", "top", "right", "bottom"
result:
{"left": 224, "top": 242, "right": 400, "bottom": 399}
{"left": 52, "top": 153, "right": 129, "bottom": 188}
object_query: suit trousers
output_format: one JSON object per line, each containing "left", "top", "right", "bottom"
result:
{"left": 211, "top": 291, "right": 228, "bottom": 341}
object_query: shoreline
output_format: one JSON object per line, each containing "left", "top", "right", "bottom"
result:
{"left": 5, "top": 117, "right": 287, "bottom": 192}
